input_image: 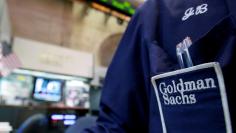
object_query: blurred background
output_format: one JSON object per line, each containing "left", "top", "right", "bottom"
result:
{"left": 0, "top": 0, "right": 144, "bottom": 132}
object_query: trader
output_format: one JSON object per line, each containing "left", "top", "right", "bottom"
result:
{"left": 83, "top": 0, "right": 236, "bottom": 132}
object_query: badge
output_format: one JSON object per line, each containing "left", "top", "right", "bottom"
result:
{"left": 151, "top": 37, "right": 232, "bottom": 133}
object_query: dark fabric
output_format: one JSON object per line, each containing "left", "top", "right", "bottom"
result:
{"left": 83, "top": 0, "right": 236, "bottom": 132}
{"left": 66, "top": 116, "right": 97, "bottom": 133}
{"left": 17, "top": 114, "right": 48, "bottom": 133}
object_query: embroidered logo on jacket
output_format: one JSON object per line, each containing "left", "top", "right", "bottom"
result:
{"left": 182, "top": 4, "right": 208, "bottom": 21}
{"left": 158, "top": 78, "right": 216, "bottom": 105}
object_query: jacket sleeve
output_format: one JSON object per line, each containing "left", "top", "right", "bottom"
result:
{"left": 82, "top": 7, "right": 150, "bottom": 133}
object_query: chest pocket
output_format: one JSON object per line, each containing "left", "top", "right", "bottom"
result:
{"left": 189, "top": 15, "right": 236, "bottom": 131}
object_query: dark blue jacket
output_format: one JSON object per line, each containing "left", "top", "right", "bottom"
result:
{"left": 83, "top": 0, "right": 236, "bottom": 132}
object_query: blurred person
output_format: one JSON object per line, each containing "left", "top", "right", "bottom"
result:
{"left": 81, "top": 0, "right": 236, "bottom": 132}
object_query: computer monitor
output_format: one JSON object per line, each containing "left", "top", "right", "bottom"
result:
{"left": 32, "top": 77, "right": 64, "bottom": 102}
{"left": 50, "top": 114, "right": 77, "bottom": 126}
{"left": 64, "top": 80, "right": 90, "bottom": 108}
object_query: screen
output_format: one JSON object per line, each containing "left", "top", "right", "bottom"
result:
{"left": 0, "top": 73, "right": 34, "bottom": 105}
{"left": 65, "top": 80, "right": 90, "bottom": 108}
{"left": 93, "top": 0, "right": 136, "bottom": 16}
{"left": 33, "top": 78, "right": 63, "bottom": 102}
{"left": 50, "top": 114, "right": 77, "bottom": 126}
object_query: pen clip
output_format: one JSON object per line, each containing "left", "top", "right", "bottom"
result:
{"left": 176, "top": 37, "right": 193, "bottom": 69}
